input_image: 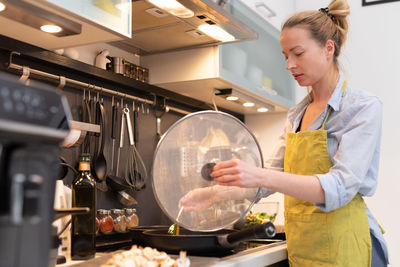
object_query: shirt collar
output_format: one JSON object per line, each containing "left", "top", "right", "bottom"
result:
{"left": 327, "top": 74, "right": 345, "bottom": 112}
{"left": 287, "top": 74, "right": 346, "bottom": 127}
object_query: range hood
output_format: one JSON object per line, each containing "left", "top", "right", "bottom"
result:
{"left": 109, "top": 0, "right": 258, "bottom": 55}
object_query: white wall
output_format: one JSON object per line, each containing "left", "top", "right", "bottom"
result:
{"left": 246, "top": 112, "right": 288, "bottom": 226}
{"left": 59, "top": 43, "right": 140, "bottom": 67}
{"left": 247, "top": 1, "right": 400, "bottom": 265}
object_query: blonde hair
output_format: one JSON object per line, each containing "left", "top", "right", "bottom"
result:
{"left": 282, "top": 0, "right": 350, "bottom": 66}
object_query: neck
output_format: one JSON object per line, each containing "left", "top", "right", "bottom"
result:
{"left": 311, "top": 67, "right": 339, "bottom": 104}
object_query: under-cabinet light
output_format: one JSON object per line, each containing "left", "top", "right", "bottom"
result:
{"left": 257, "top": 107, "right": 269, "bottom": 112}
{"left": 226, "top": 96, "right": 239, "bottom": 101}
{"left": 198, "top": 24, "right": 235, "bottom": 42}
{"left": 115, "top": 2, "right": 131, "bottom": 13}
{"left": 0, "top": 2, "right": 6, "bottom": 12}
{"left": 147, "top": 0, "right": 194, "bottom": 18}
{"left": 40, "top": 24, "right": 62, "bottom": 33}
{"left": 215, "top": 88, "right": 275, "bottom": 112}
{"left": 0, "top": 1, "right": 81, "bottom": 37}
{"left": 243, "top": 102, "right": 255, "bottom": 107}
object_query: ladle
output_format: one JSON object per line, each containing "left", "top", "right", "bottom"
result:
{"left": 92, "top": 97, "right": 107, "bottom": 191}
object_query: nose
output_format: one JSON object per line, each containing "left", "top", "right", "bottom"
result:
{"left": 286, "top": 57, "right": 296, "bottom": 71}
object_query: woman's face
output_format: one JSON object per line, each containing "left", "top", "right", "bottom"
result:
{"left": 280, "top": 26, "right": 333, "bottom": 87}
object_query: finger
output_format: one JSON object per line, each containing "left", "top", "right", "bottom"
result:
{"left": 211, "top": 166, "right": 240, "bottom": 178}
{"left": 213, "top": 158, "right": 240, "bottom": 171}
{"left": 214, "top": 174, "right": 238, "bottom": 184}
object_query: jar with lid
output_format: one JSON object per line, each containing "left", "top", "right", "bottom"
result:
{"left": 95, "top": 217, "right": 100, "bottom": 235}
{"left": 124, "top": 208, "right": 139, "bottom": 229}
{"left": 97, "top": 209, "right": 114, "bottom": 234}
{"left": 111, "top": 209, "right": 127, "bottom": 233}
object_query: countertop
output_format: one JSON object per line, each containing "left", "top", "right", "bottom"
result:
{"left": 58, "top": 242, "right": 287, "bottom": 267}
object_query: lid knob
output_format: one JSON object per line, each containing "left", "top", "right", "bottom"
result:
{"left": 201, "top": 163, "right": 216, "bottom": 181}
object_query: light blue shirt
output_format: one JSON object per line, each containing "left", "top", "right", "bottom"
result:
{"left": 261, "top": 75, "right": 388, "bottom": 262}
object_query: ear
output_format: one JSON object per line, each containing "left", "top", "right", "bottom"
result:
{"left": 325, "top": 39, "right": 335, "bottom": 59}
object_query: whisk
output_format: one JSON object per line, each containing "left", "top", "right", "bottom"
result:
{"left": 123, "top": 106, "right": 147, "bottom": 190}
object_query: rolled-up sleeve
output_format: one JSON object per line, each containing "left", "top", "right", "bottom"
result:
{"left": 316, "top": 96, "right": 382, "bottom": 212}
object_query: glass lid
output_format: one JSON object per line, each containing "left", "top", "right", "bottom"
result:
{"left": 152, "top": 111, "right": 263, "bottom": 232}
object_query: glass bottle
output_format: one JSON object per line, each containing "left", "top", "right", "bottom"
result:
{"left": 111, "top": 209, "right": 127, "bottom": 233}
{"left": 97, "top": 209, "right": 114, "bottom": 234}
{"left": 124, "top": 208, "right": 139, "bottom": 229}
{"left": 71, "top": 153, "right": 97, "bottom": 260}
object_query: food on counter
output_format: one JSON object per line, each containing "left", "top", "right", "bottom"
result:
{"left": 244, "top": 211, "right": 277, "bottom": 227}
{"left": 101, "top": 246, "right": 190, "bottom": 267}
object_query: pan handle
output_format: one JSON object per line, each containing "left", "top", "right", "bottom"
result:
{"left": 218, "top": 222, "right": 276, "bottom": 248}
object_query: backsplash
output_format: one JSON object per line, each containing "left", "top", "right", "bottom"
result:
{"left": 60, "top": 85, "right": 183, "bottom": 226}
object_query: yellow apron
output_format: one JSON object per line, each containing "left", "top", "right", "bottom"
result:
{"left": 284, "top": 81, "right": 372, "bottom": 267}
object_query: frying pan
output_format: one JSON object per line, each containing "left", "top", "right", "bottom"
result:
{"left": 130, "top": 225, "right": 169, "bottom": 246}
{"left": 142, "top": 222, "right": 275, "bottom": 254}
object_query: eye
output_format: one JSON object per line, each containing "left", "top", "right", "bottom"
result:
{"left": 295, "top": 52, "right": 304, "bottom": 57}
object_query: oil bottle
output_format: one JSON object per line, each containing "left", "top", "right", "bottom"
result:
{"left": 71, "top": 153, "right": 97, "bottom": 260}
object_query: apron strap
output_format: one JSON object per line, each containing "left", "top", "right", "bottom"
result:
{"left": 321, "top": 80, "right": 348, "bottom": 130}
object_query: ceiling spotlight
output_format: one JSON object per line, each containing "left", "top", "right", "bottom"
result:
{"left": 40, "top": 24, "right": 62, "bottom": 33}
{"left": 0, "top": 2, "right": 6, "bottom": 12}
{"left": 226, "top": 96, "right": 239, "bottom": 101}
{"left": 243, "top": 102, "right": 255, "bottom": 107}
{"left": 257, "top": 107, "right": 269, "bottom": 112}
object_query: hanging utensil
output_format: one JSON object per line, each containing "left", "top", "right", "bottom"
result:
{"left": 132, "top": 101, "right": 138, "bottom": 144}
{"left": 124, "top": 106, "right": 147, "bottom": 191}
{"left": 154, "top": 106, "right": 169, "bottom": 141}
{"left": 92, "top": 95, "right": 108, "bottom": 192}
{"left": 116, "top": 98, "right": 124, "bottom": 177}
{"left": 111, "top": 96, "right": 118, "bottom": 172}
{"left": 81, "top": 88, "right": 92, "bottom": 153}
{"left": 106, "top": 98, "right": 135, "bottom": 200}
{"left": 117, "top": 190, "right": 138, "bottom": 206}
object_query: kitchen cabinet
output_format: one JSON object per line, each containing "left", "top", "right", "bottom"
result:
{"left": 141, "top": 0, "right": 296, "bottom": 114}
{"left": 221, "top": 0, "right": 296, "bottom": 109}
{"left": 35, "top": 0, "right": 132, "bottom": 38}
{"left": 238, "top": 0, "right": 295, "bottom": 30}
{"left": 0, "top": 0, "right": 131, "bottom": 50}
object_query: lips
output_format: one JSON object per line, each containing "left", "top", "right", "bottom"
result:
{"left": 293, "top": 73, "right": 303, "bottom": 80}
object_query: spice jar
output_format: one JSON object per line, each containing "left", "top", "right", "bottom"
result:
{"left": 124, "top": 208, "right": 139, "bottom": 229}
{"left": 95, "top": 217, "right": 100, "bottom": 235}
{"left": 97, "top": 209, "right": 114, "bottom": 234}
{"left": 111, "top": 209, "right": 127, "bottom": 233}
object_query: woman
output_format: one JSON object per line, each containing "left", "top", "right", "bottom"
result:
{"left": 181, "top": 0, "right": 388, "bottom": 266}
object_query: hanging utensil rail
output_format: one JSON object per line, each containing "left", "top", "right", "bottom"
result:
{"left": 7, "top": 51, "right": 190, "bottom": 116}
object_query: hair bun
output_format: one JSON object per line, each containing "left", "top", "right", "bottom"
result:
{"left": 328, "top": 0, "right": 350, "bottom": 45}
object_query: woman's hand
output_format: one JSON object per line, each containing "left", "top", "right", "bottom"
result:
{"left": 178, "top": 187, "right": 217, "bottom": 212}
{"left": 211, "top": 158, "right": 265, "bottom": 188}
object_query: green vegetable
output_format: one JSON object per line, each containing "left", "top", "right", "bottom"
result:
{"left": 244, "top": 211, "right": 276, "bottom": 228}
{"left": 172, "top": 223, "right": 177, "bottom": 235}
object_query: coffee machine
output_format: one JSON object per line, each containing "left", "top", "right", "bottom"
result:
{"left": 0, "top": 71, "right": 71, "bottom": 267}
